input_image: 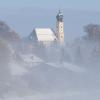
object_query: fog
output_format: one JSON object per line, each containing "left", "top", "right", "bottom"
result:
{"left": 0, "top": 13, "right": 100, "bottom": 100}
{"left": 0, "top": 36, "right": 100, "bottom": 100}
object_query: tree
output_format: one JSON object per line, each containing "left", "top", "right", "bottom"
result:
{"left": 84, "top": 24, "right": 100, "bottom": 40}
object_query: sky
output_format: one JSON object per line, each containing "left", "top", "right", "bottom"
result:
{"left": 0, "top": 0, "right": 100, "bottom": 11}
{"left": 0, "top": 0, "right": 100, "bottom": 42}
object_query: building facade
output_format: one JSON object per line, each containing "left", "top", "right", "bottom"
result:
{"left": 29, "top": 10, "right": 64, "bottom": 47}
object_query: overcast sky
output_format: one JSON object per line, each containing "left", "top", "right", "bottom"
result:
{"left": 0, "top": 0, "right": 100, "bottom": 11}
{"left": 0, "top": 0, "right": 100, "bottom": 42}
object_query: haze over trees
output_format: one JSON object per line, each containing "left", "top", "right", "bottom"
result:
{"left": 0, "top": 20, "right": 100, "bottom": 99}
{"left": 84, "top": 23, "right": 100, "bottom": 41}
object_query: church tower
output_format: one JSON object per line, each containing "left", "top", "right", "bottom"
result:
{"left": 56, "top": 10, "right": 64, "bottom": 43}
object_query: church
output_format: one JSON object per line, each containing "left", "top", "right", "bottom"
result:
{"left": 29, "top": 10, "right": 64, "bottom": 46}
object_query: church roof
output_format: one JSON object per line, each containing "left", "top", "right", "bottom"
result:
{"left": 34, "top": 28, "right": 56, "bottom": 42}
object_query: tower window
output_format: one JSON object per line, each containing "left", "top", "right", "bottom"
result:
{"left": 61, "top": 36, "right": 63, "bottom": 38}
{"left": 61, "top": 29, "right": 63, "bottom": 32}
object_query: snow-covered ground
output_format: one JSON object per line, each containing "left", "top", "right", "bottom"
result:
{"left": 46, "top": 62, "right": 86, "bottom": 73}
{"left": 1, "top": 36, "right": 100, "bottom": 100}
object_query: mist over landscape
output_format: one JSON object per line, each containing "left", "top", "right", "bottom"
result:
{"left": 0, "top": 0, "right": 100, "bottom": 99}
